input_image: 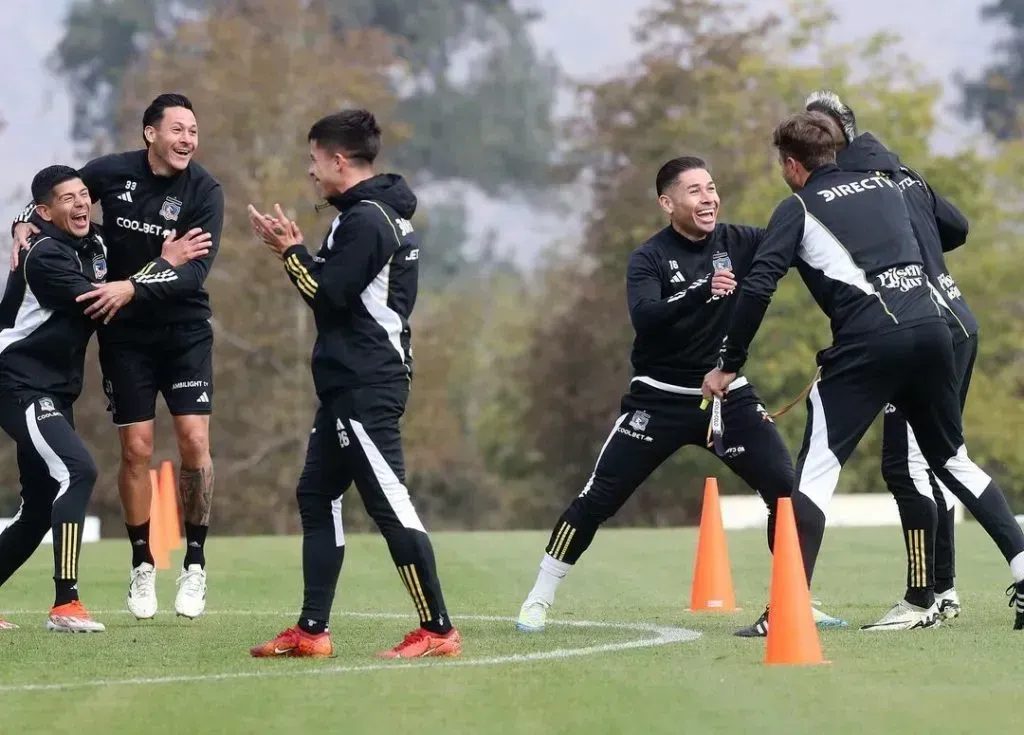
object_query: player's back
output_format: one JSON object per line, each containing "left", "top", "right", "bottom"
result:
{"left": 793, "top": 164, "right": 942, "bottom": 343}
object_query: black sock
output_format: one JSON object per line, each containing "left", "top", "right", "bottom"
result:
{"left": 904, "top": 587, "right": 935, "bottom": 608}
{"left": 183, "top": 523, "right": 208, "bottom": 568}
{"left": 298, "top": 617, "right": 329, "bottom": 635}
{"left": 54, "top": 578, "right": 79, "bottom": 607}
{"left": 126, "top": 521, "right": 155, "bottom": 568}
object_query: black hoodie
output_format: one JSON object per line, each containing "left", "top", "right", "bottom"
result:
{"left": 837, "top": 133, "right": 977, "bottom": 341}
{"left": 282, "top": 174, "right": 420, "bottom": 396}
{"left": 0, "top": 219, "right": 108, "bottom": 406}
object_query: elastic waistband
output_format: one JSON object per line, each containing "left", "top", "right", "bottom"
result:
{"left": 630, "top": 375, "right": 749, "bottom": 395}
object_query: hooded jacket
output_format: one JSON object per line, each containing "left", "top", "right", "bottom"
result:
{"left": 282, "top": 174, "right": 420, "bottom": 396}
{"left": 0, "top": 219, "right": 108, "bottom": 406}
{"left": 836, "top": 133, "right": 977, "bottom": 341}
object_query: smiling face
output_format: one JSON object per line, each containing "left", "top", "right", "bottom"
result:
{"left": 146, "top": 106, "right": 198, "bottom": 173}
{"left": 307, "top": 139, "right": 347, "bottom": 199}
{"left": 36, "top": 177, "right": 92, "bottom": 238}
{"left": 658, "top": 167, "right": 720, "bottom": 239}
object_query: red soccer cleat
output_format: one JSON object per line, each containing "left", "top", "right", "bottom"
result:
{"left": 377, "top": 627, "right": 462, "bottom": 659}
{"left": 0, "top": 617, "right": 18, "bottom": 630}
{"left": 250, "top": 625, "right": 334, "bottom": 658}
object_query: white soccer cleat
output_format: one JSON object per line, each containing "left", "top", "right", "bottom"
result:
{"left": 516, "top": 598, "right": 549, "bottom": 632}
{"left": 175, "top": 564, "right": 207, "bottom": 619}
{"left": 127, "top": 562, "right": 158, "bottom": 619}
{"left": 811, "top": 599, "right": 848, "bottom": 628}
{"left": 861, "top": 600, "right": 941, "bottom": 631}
{"left": 46, "top": 601, "right": 106, "bottom": 633}
{"left": 936, "top": 588, "right": 961, "bottom": 620}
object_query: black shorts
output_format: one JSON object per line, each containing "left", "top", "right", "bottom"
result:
{"left": 98, "top": 321, "right": 213, "bottom": 425}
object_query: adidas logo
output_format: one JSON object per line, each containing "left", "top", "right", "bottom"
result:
{"left": 117, "top": 191, "right": 133, "bottom": 203}
{"left": 197, "top": 392, "right": 209, "bottom": 403}
{"left": 670, "top": 272, "right": 686, "bottom": 284}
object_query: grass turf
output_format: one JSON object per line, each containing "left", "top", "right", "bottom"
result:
{"left": 0, "top": 524, "right": 1020, "bottom": 734}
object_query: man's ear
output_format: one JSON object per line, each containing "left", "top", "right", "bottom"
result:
{"left": 144, "top": 126, "right": 157, "bottom": 145}
{"left": 34, "top": 203, "right": 53, "bottom": 223}
{"left": 657, "top": 194, "right": 673, "bottom": 216}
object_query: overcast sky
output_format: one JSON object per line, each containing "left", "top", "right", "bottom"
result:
{"left": 0, "top": 0, "right": 1002, "bottom": 265}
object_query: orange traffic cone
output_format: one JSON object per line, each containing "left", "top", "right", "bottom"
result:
{"left": 149, "top": 468, "right": 171, "bottom": 570}
{"left": 765, "top": 497, "right": 828, "bottom": 666}
{"left": 158, "top": 460, "right": 182, "bottom": 550}
{"left": 687, "top": 477, "right": 738, "bottom": 612}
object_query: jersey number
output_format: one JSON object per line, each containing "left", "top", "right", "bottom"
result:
{"left": 335, "top": 419, "right": 350, "bottom": 448}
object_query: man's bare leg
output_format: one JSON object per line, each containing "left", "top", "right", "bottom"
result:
{"left": 121, "top": 421, "right": 158, "bottom": 619}
{"left": 173, "top": 414, "right": 212, "bottom": 618}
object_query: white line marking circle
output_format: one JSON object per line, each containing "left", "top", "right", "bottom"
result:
{"left": 0, "top": 611, "right": 700, "bottom": 693}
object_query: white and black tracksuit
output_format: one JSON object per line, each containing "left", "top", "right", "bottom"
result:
{"left": 543, "top": 223, "right": 796, "bottom": 569}
{"left": 837, "top": 134, "right": 977, "bottom": 602}
{"left": 718, "top": 163, "right": 1024, "bottom": 588}
{"left": 0, "top": 221, "right": 106, "bottom": 604}
{"left": 280, "top": 174, "right": 451, "bottom": 634}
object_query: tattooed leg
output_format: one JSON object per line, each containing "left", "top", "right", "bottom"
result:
{"left": 173, "top": 415, "right": 213, "bottom": 568}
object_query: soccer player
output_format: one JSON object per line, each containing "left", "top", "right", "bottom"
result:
{"left": 703, "top": 111, "right": 1024, "bottom": 631}
{"left": 11, "top": 94, "right": 222, "bottom": 620}
{"left": 514, "top": 156, "right": 846, "bottom": 636}
{"left": 247, "top": 109, "right": 461, "bottom": 659}
{"left": 0, "top": 166, "right": 129, "bottom": 631}
{"left": 805, "top": 90, "right": 974, "bottom": 630}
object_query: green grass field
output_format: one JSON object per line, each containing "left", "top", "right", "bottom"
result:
{"left": 1, "top": 523, "right": 1021, "bottom": 734}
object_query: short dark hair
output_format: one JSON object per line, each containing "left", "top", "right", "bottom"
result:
{"left": 772, "top": 112, "right": 842, "bottom": 171}
{"left": 142, "top": 93, "right": 195, "bottom": 146}
{"left": 31, "top": 165, "right": 82, "bottom": 204}
{"left": 308, "top": 109, "right": 382, "bottom": 164}
{"left": 656, "top": 156, "right": 708, "bottom": 196}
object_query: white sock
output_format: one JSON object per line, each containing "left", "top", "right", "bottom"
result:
{"left": 526, "top": 554, "right": 571, "bottom": 606}
{"left": 1010, "top": 551, "right": 1024, "bottom": 584}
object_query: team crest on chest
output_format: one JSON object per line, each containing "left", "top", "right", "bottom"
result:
{"left": 92, "top": 254, "right": 107, "bottom": 280}
{"left": 159, "top": 196, "right": 183, "bottom": 222}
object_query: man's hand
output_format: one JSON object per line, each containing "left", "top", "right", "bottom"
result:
{"left": 702, "top": 366, "right": 736, "bottom": 400}
{"left": 75, "top": 280, "right": 136, "bottom": 324}
{"left": 161, "top": 227, "right": 212, "bottom": 267}
{"left": 248, "top": 203, "right": 302, "bottom": 260}
{"left": 10, "top": 221, "right": 40, "bottom": 271}
{"left": 711, "top": 268, "right": 736, "bottom": 296}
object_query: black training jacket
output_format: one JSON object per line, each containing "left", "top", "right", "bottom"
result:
{"left": 719, "top": 163, "right": 944, "bottom": 373}
{"left": 282, "top": 174, "right": 420, "bottom": 396}
{"left": 0, "top": 219, "right": 108, "bottom": 405}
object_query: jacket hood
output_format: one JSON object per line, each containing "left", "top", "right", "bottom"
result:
{"left": 327, "top": 173, "right": 417, "bottom": 219}
{"left": 836, "top": 132, "right": 903, "bottom": 177}
{"left": 34, "top": 217, "right": 103, "bottom": 252}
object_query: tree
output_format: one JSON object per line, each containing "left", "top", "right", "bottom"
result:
{"left": 51, "top": 0, "right": 556, "bottom": 194}
{"left": 504, "top": 0, "right": 1024, "bottom": 527}
{"left": 960, "top": 0, "right": 1024, "bottom": 140}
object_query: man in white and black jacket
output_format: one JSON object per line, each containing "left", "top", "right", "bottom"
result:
{"left": 0, "top": 165, "right": 130, "bottom": 633}
{"left": 247, "top": 109, "right": 461, "bottom": 660}
{"left": 514, "top": 155, "right": 847, "bottom": 638}
{"left": 807, "top": 90, "right": 976, "bottom": 630}
{"left": 703, "top": 111, "right": 1024, "bottom": 633}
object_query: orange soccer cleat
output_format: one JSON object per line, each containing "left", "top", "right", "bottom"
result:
{"left": 0, "top": 617, "right": 18, "bottom": 630}
{"left": 378, "top": 627, "right": 462, "bottom": 659}
{"left": 249, "top": 625, "right": 334, "bottom": 658}
{"left": 47, "top": 600, "right": 105, "bottom": 632}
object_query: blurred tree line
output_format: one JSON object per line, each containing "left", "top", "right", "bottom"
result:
{"left": 3, "top": 0, "right": 1024, "bottom": 536}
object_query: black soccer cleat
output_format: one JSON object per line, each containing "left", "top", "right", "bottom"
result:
{"left": 734, "top": 606, "right": 769, "bottom": 637}
{"left": 1007, "top": 582, "right": 1024, "bottom": 630}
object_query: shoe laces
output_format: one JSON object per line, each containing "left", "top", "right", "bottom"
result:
{"left": 131, "top": 566, "right": 156, "bottom": 595}
{"left": 177, "top": 567, "right": 205, "bottom": 595}
{"left": 396, "top": 628, "right": 429, "bottom": 648}
{"left": 1006, "top": 584, "right": 1024, "bottom": 608}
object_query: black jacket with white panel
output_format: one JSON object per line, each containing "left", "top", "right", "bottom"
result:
{"left": 12, "top": 150, "right": 223, "bottom": 329}
{"left": 836, "top": 133, "right": 977, "bottom": 343}
{"left": 719, "top": 163, "right": 944, "bottom": 373}
{"left": 0, "top": 219, "right": 108, "bottom": 406}
{"left": 281, "top": 174, "right": 420, "bottom": 397}
{"left": 628, "top": 223, "right": 764, "bottom": 390}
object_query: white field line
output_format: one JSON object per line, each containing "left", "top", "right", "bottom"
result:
{"left": 0, "top": 611, "right": 700, "bottom": 693}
